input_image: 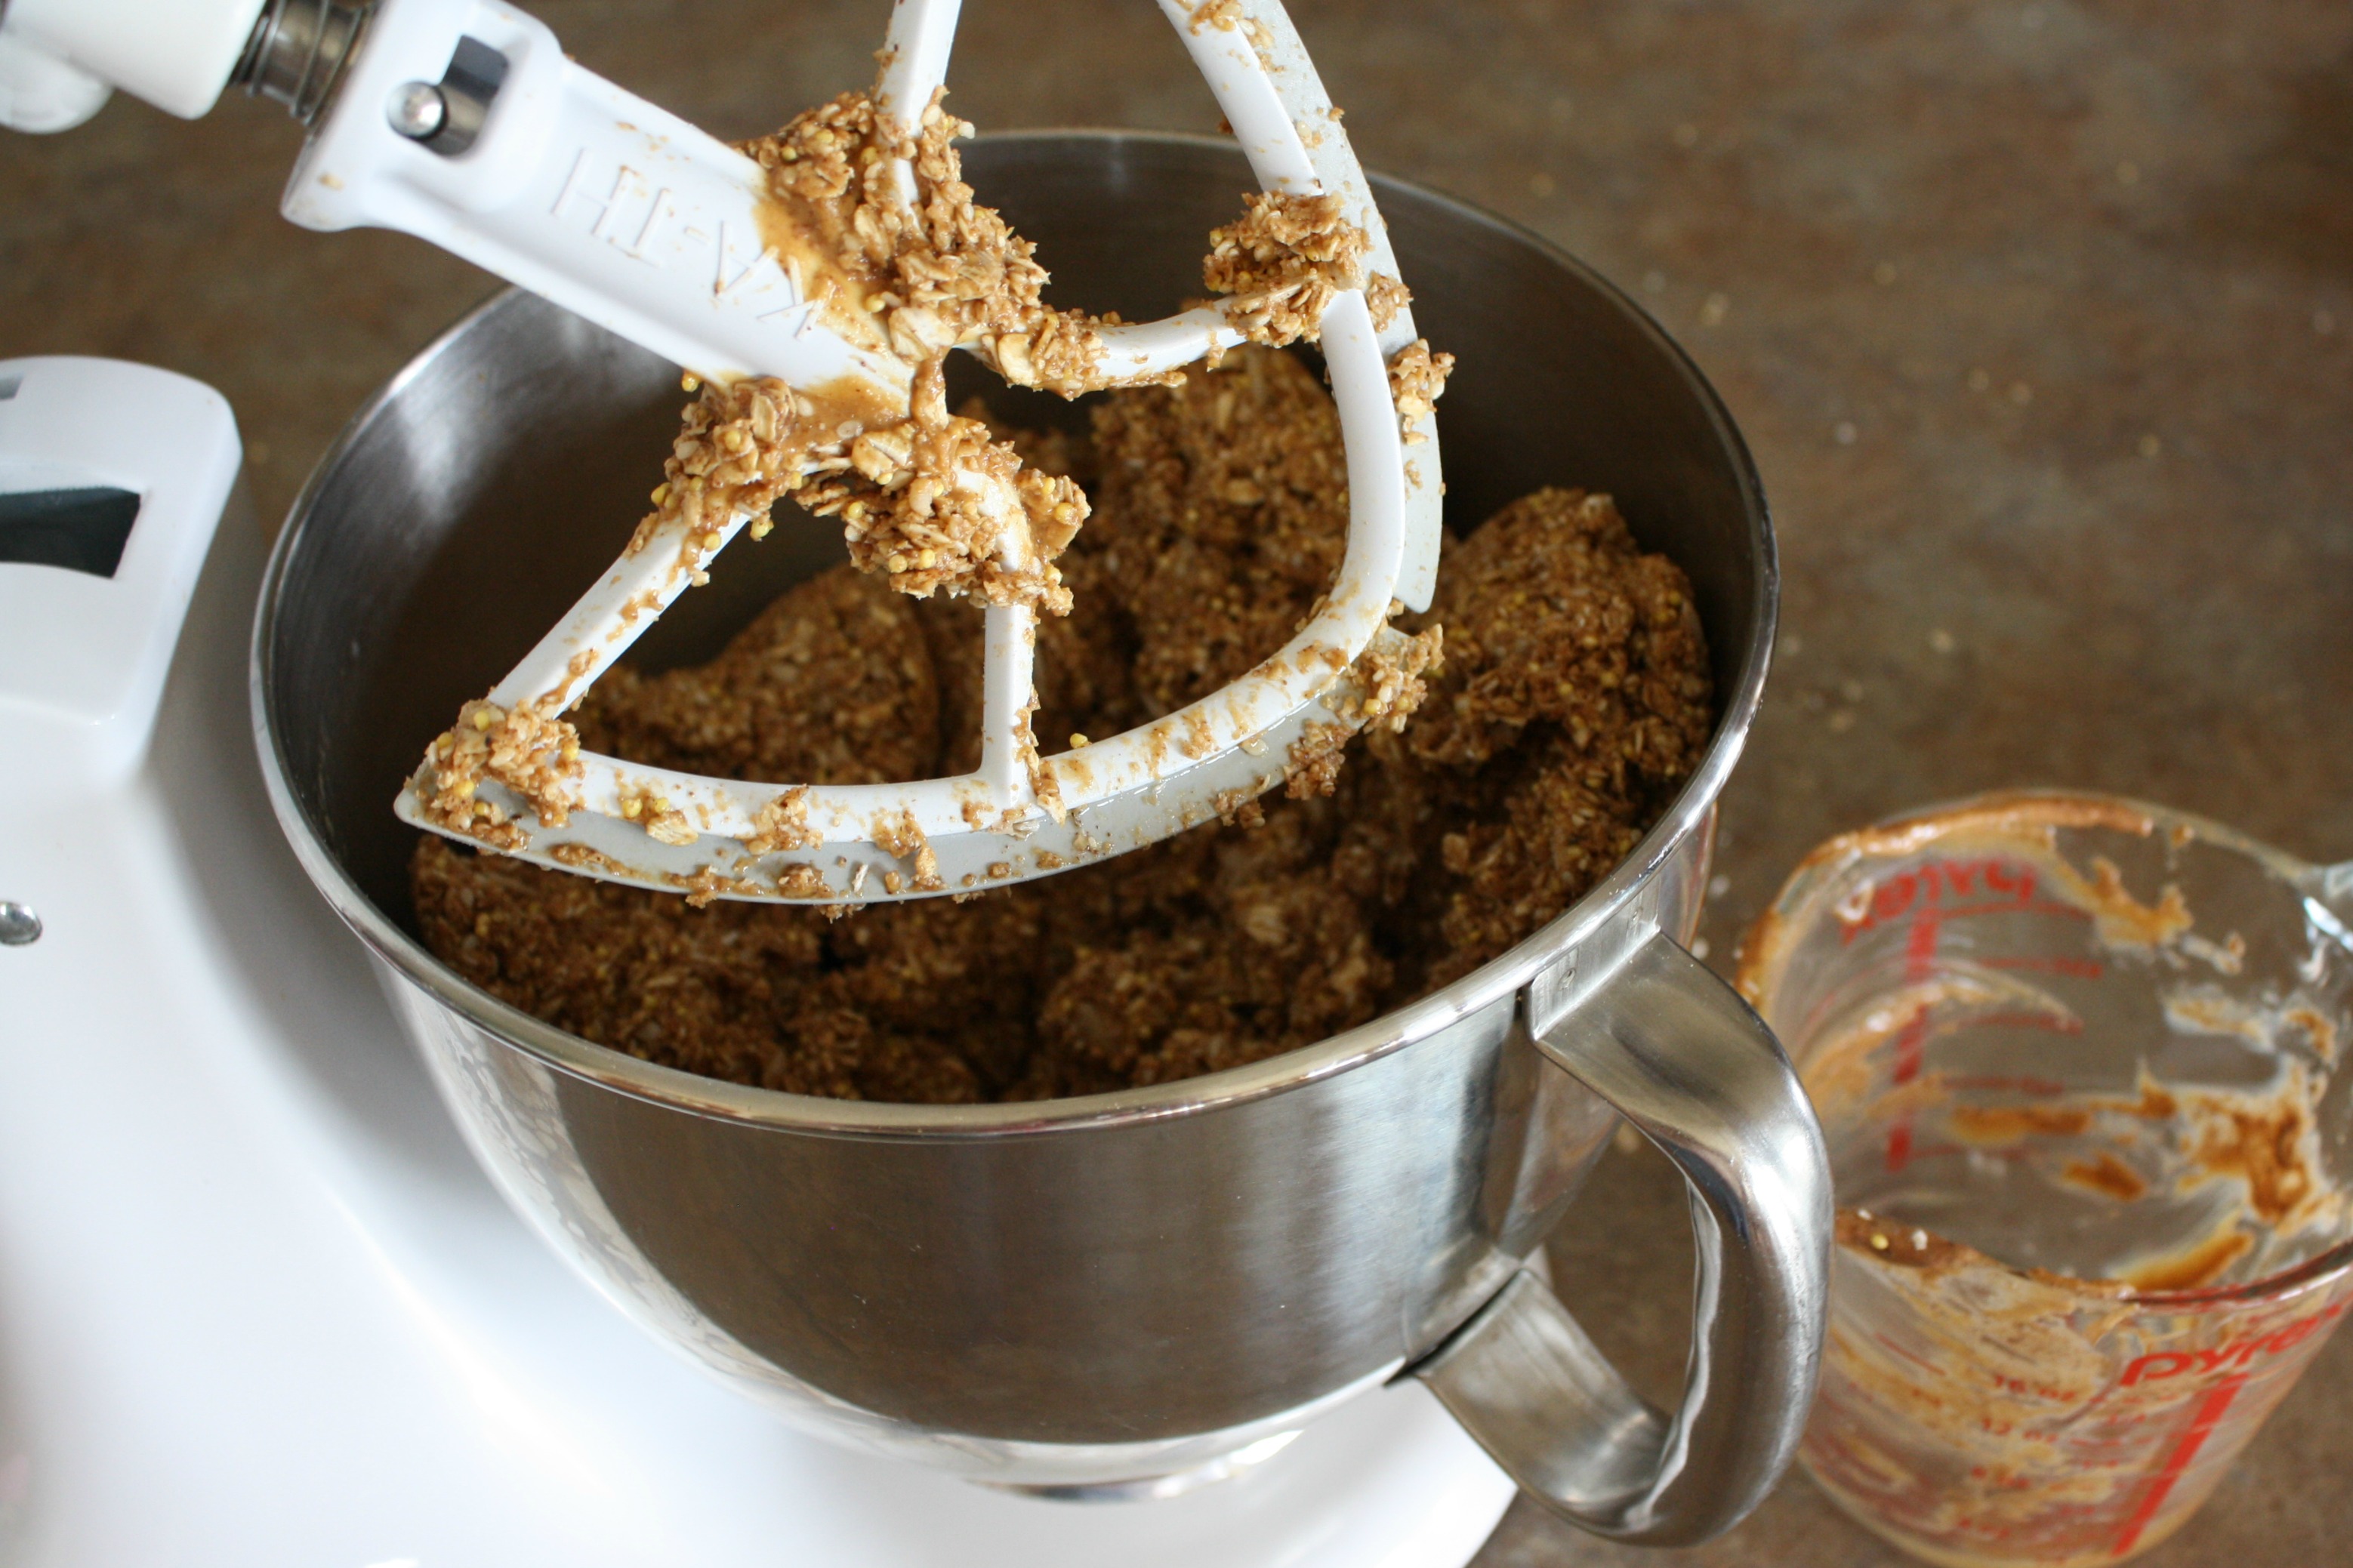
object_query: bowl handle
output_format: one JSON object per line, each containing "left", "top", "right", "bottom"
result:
{"left": 1410, "top": 929, "right": 1830, "bottom": 1545}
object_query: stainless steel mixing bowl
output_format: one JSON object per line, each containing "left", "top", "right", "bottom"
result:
{"left": 254, "top": 132, "right": 1828, "bottom": 1545}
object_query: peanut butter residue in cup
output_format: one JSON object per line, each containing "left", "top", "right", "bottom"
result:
{"left": 1741, "top": 793, "right": 2353, "bottom": 1567}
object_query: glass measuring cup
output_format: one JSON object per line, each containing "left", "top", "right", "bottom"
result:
{"left": 1737, "top": 791, "right": 2353, "bottom": 1567}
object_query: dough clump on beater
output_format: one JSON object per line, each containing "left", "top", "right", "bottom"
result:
{"left": 409, "top": 88, "right": 1430, "bottom": 865}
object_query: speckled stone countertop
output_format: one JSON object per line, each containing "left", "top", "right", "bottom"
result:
{"left": 5, "top": 2, "right": 2346, "bottom": 1561}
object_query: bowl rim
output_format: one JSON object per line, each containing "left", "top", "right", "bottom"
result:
{"left": 250, "top": 128, "right": 1778, "bottom": 1141}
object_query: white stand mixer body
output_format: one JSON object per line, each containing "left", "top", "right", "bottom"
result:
{"left": 0, "top": 353, "right": 1514, "bottom": 1564}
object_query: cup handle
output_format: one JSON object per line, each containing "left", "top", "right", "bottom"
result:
{"left": 1411, "top": 929, "right": 1832, "bottom": 1545}
{"left": 2302, "top": 859, "right": 2353, "bottom": 953}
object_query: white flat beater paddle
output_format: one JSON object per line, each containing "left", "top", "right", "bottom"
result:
{"left": 2, "top": 0, "right": 1445, "bottom": 904}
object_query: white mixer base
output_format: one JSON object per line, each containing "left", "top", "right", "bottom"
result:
{"left": 0, "top": 451, "right": 1514, "bottom": 1566}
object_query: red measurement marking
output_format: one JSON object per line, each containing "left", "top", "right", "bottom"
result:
{"left": 1839, "top": 858, "right": 2075, "bottom": 941}
{"left": 1936, "top": 899, "right": 2091, "bottom": 923}
{"left": 1892, "top": 914, "right": 1941, "bottom": 1084}
{"left": 2110, "top": 1374, "right": 2248, "bottom": 1557}
{"left": 1886, "top": 909, "right": 1941, "bottom": 1172}
{"left": 1943, "top": 1074, "right": 2071, "bottom": 1095}
{"left": 1981, "top": 956, "right": 2105, "bottom": 978}
{"left": 2120, "top": 1305, "right": 2348, "bottom": 1386}
{"left": 1970, "top": 1012, "right": 2087, "bottom": 1035}
{"left": 1852, "top": 860, "right": 2104, "bottom": 1172}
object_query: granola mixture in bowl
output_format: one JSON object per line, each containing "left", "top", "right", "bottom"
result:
{"left": 252, "top": 135, "right": 1787, "bottom": 1499}
{"left": 410, "top": 344, "right": 1716, "bottom": 1104}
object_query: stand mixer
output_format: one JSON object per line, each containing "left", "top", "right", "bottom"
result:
{"left": 4, "top": 2, "right": 1836, "bottom": 1557}
{"left": 0, "top": 353, "right": 1515, "bottom": 1565}
{"left": 1, "top": 0, "right": 1447, "bottom": 904}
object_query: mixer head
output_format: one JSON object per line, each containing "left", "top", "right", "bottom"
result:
{"left": 382, "top": 0, "right": 1448, "bottom": 904}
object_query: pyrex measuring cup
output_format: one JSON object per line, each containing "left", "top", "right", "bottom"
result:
{"left": 1737, "top": 792, "right": 2353, "bottom": 1567}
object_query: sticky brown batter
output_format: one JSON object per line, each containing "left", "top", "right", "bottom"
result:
{"left": 412, "top": 348, "right": 1715, "bottom": 1101}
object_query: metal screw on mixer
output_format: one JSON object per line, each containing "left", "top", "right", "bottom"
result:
{"left": 0, "top": 902, "right": 42, "bottom": 947}
{"left": 386, "top": 81, "right": 446, "bottom": 140}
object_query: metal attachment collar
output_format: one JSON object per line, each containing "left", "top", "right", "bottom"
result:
{"left": 233, "top": 0, "right": 369, "bottom": 125}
